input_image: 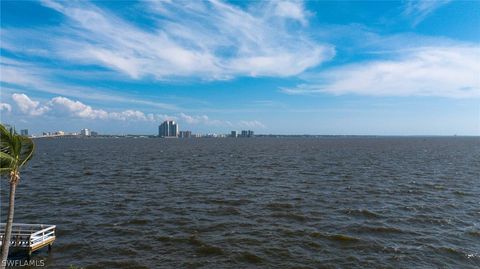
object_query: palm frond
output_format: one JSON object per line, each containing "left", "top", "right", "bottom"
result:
{"left": 19, "top": 136, "right": 35, "bottom": 167}
{"left": 0, "top": 124, "right": 14, "bottom": 155}
{"left": 0, "top": 124, "right": 35, "bottom": 174}
{"left": 0, "top": 151, "right": 15, "bottom": 161}
{"left": 0, "top": 167, "right": 12, "bottom": 173}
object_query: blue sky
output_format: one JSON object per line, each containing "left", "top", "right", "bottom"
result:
{"left": 1, "top": 0, "right": 479, "bottom": 135}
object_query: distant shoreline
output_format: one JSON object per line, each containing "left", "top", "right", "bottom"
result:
{"left": 31, "top": 134, "right": 480, "bottom": 139}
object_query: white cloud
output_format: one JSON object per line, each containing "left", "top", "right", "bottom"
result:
{"left": 109, "top": 110, "right": 148, "bottom": 121}
{"left": 282, "top": 45, "right": 480, "bottom": 98}
{"left": 0, "top": 56, "right": 178, "bottom": 111}
{"left": 273, "top": 1, "right": 309, "bottom": 25}
{"left": 0, "top": 57, "right": 48, "bottom": 87}
{"left": 179, "top": 113, "right": 224, "bottom": 126}
{"left": 178, "top": 113, "right": 265, "bottom": 129}
{"left": 49, "top": 96, "right": 109, "bottom": 119}
{"left": 0, "top": 103, "right": 12, "bottom": 113}
{"left": 49, "top": 96, "right": 167, "bottom": 121}
{"left": 12, "top": 93, "right": 50, "bottom": 116}
{"left": 239, "top": 120, "right": 266, "bottom": 129}
{"left": 9, "top": 94, "right": 264, "bottom": 129}
{"left": 10, "top": 94, "right": 153, "bottom": 121}
{"left": 404, "top": 0, "right": 451, "bottom": 26}
{"left": 34, "top": 0, "right": 333, "bottom": 80}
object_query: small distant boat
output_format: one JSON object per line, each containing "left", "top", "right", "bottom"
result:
{"left": 0, "top": 223, "right": 56, "bottom": 256}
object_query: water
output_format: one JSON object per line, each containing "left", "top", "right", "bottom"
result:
{"left": 1, "top": 137, "right": 479, "bottom": 268}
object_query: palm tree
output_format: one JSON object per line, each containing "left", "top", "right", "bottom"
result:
{"left": 0, "top": 124, "right": 34, "bottom": 267}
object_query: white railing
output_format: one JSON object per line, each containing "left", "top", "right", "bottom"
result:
{"left": 30, "top": 225, "right": 56, "bottom": 246}
{"left": 0, "top": 223, "right": 55, "bottom": 248}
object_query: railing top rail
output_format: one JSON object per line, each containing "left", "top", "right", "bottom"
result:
{"left": 30, "top": 226, "right": 56, "bottom": 238}
{"left": 0, "top": 224, "right": 56, "bottom": 238}
{"left": 7, "top": 229, "right": 38, "bottom": 234}
{"left": 2, "top": 232, "right": 32, "bottom": 236}
{"left": 30, "top": 230, "right": 55, "bottom": 238}
{"left": 0, "top": 223, "right": 55, "bottom": 228}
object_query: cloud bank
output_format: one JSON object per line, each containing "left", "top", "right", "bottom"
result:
{"left": 12, "top": 94, "right": 50, "bottom": 116}
{"left": 0, "top": 56, "right": 179, "bottom": 110}
{"left": 11, "top": 93, "right": 153, "bottom": 120}
{"left": 282, "top": 45, "right": 480, "bottom": 98}
{"left": 7, "top": 93, "right": 264, "bottom": 129}
{"left": 36, "top": 0, "right": 333, "bottom": 80}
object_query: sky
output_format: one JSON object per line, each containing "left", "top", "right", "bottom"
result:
{"left": 0, "top": 0, "right": 479, "bottom": 135}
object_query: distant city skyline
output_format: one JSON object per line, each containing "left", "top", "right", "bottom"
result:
{"left": 0, "top": 122, "right": 260, "bottom": 138}
{"left": 1, "top": 1, "right": 479, "bottom": 135}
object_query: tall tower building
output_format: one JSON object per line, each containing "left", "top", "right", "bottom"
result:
{"left": 80, "top": 128, "right": 90, "bottom": 136}
{"left": 170, "top": 121, "right": 178, "bottom": 137}
{"left": 158, "top": 120, "right": 178, "bottom": 137}
{"left": 159, "top": 121, "right": 168, "bottom": 137}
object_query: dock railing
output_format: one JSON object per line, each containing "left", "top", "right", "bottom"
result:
{"left": 0, "top": 223, "right": 56, "bottom": 254}
{"left": 30, "top": 225, "right": 56, "bottom": 247}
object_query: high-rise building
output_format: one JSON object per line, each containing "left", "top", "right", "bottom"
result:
{"left": 179, "top": 131, "right": 192, "bottom": 138}
{"left": 231, "top": 131, "right": 238, "bottom": 138}
{"left": 20, "top": 129, "right": 28, "bottom": 136}
{"left": 240, "top": 130, "right": 254, "bottom": 137}
{"left": 158, "top": 120, "right": 178, "bottom": 137}
{"left": 80, "top": 128, "right": 91, "bottom": 136}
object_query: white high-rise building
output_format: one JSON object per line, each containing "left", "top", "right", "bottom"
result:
{"left": 158, "top": 120, "right": 178, "bottom": 137}
{"left": 80, "top": 128, "right": 91, "bottom": 136}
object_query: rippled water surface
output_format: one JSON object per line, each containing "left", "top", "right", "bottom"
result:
{"left": 1, "top": 137, "right": 479, "bottom": 268}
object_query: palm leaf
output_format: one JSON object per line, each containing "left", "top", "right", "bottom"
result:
{"left": 0, "top": 124, "right": 14, "bottom": 155}
{"left": 0, "top": 151, "right": 15, "bottom": 162}
{"left": 0, "top": 167, "right": 12, "bottom": 173}
{"left": 0, "top": 124, "right": 35, "bottom": 174}
{"left": 0, "top": 125, "right": 14, "bottom": 174}
{"left": 19, "top": 136, "right": 35, "bottom": 167}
